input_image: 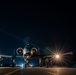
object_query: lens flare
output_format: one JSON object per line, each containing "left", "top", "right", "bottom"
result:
{"left": 47, "top": 48, "right": 72, "bottom": 65}
{"left": 55, "top": 54, "right": 60, "bottom": 59}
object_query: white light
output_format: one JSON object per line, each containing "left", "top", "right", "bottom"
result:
{"left": 55, "top": 54, "right": 60, "bottom": 59}
{"left": 30, "top": 64, "right": 33, "bottom": 67}
{"left": 23, "top": 48, "right": 26, "bottom": 54}
{"left": 21, "top": 64, "right": 24, "bottom": 68}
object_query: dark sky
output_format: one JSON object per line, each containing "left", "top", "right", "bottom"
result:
{"left": 0, "top": 1, "right": 76, "bottom": 57}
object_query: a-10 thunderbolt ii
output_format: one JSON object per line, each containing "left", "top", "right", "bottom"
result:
{"left": 0, "top": 43, "right": 73, "bottom": 67}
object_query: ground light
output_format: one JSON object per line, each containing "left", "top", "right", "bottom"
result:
{"left": 19, "top": 64, "right": 24, "bottom": 68}
{"left": 29, "top": 64, "right": 33, "bottom": 67}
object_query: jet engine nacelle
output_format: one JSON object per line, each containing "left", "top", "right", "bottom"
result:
{"left": 30, "top": 48, "right": 38, "bottom": 55}
{"left": 16, "top": 48, "right": 23, "bottom": 55}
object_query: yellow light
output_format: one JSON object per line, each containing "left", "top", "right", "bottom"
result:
{"left": 50, "top": 49, "right": 68, "bottom": 64}
{"left": 55, "top": 54, "right": 60, "bottom": 59}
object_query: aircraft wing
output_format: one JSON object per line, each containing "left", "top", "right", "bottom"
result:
{"left": 0, "top": 55, "right": 23, "bottom": 58}
{"left": 30, "top": 52, "right": 73, "bottom": 58}
{"left": 0, "top": 55, "right": 12, "bottom": 58}
{"left": 30, "top": 55, "right": 52, "bottom": 58}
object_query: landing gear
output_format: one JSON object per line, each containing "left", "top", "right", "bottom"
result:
{"left": 45, "top": 58, "right": 52, "bottom": 68}
{"left": 12, "top": 63, "right": 16, "bottom": 67}
{"left": 24, "top": 58, "right": 30, "bottom": 68}
{"left": 39, "top": 58, "right": 43, "bottom": 67}
{"left": 12, "top": 56, "right": 16, "bottom": 67}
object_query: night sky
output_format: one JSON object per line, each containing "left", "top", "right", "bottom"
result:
{"left": 0, "top": 1, "right": 76, "bottom": 65}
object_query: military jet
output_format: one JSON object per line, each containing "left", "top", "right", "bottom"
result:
{"left": 0, "top": 43, "right": 73, "bottom": 67}
{"left": 0, "top": 30, "right": 73, "bottom": 67}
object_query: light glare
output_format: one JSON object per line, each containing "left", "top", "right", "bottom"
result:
{"left": 55, "top": 54, "right": 60, "bottom": 59}
{"left": 21, "top": 64, "right": 24, "bottom": 68}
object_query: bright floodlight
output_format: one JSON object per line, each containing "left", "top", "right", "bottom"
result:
{"left": 55, "top": 54, "right": 60, "bottom": 59}
{"left": 21, "top": 64, "right": 24, "bottom": 68}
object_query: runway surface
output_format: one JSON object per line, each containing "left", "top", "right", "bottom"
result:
{"left": 0, "top": 67, "right": 76, "bottom": 75}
